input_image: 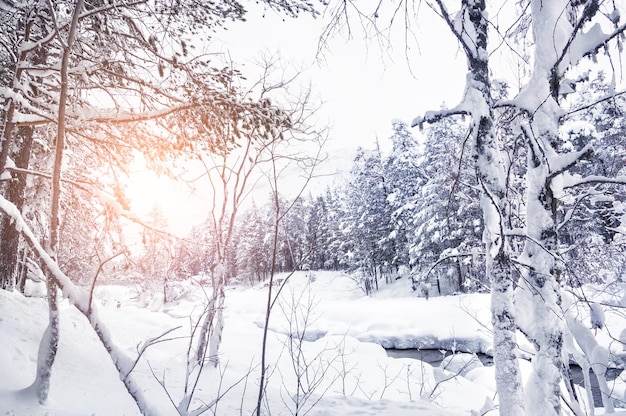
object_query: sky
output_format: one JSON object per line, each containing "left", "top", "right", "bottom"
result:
{"left": 212, "top": 2, "right": 467, "bottom": 154}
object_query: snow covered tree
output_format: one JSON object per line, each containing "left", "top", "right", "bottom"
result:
{"left": 558, "top": 71, "right": 626, "bottom": 286}
{"left": 409, "top": 115, "right": 483, "bottom": 295}
{"left": 0, "top": 1, "right": 52, "bottom": 291}
{"left": 0, "top": 0, "right": 320, "bottom": 289}
{"left": 277, "top": 195, "right": 309, "bottom": 272}
{"left": 173, "top": 221, "right": 218, "bottom": 279}
{"left": 319, "top": 186, "right": 348, "bottom": 270}
{"left": 303, "top": 193, "right": 332, "bottom": 270}
{"left": 139, "top": 205, "right": 176, "bottom": 301}
{"left": 502, "top": 3, "right": 626, "bottom": 413}
{"left": 234, "top": 201, "right": 274, "bottom": 283}
{"left": 342, "top": 144, "right": 395, "bottom": 293}
{"left": 384, "top": 121, "right": 423, "bottom": 272}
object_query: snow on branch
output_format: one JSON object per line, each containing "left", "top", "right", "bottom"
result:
{"left": 0, "top": 199, "right": 88, "bottom": 308}
{"left": 431, "top": 1, "right": 477, "bottom": 60}
{"left": 570, "top": 20, "right": 626, "bottom": 68}
{"left": 419, "top": 250, "right": 481, "bottom": 283}
{"left": 411, "top": 108, "right": 469, "bottom": 130}
{"left": 506, "top": 230, "right": 563, "bottom": 268}
{"left": 11, "top": 102, "right": 201, "bottom": 128}
{"left": 562, "top": 173, "right": 626, "bottom": 189}
{"left": 556, "top": 188, "right": 601, "bottom": 231}
{"left": 77, "top": 0, "right": 148, "bottom": 23}
{"left": 3, "top": 166, "right": 94, "bottom": 186}
{"left": 553, "top": 0, "right": 601, "bottom": 73}
{"left": 546, "top": 143, "right": 594, "bottom": 179}
{"left": 568, "top": 89, "right": 626, "bottom": 115}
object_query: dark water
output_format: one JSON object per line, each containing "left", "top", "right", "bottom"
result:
{"left": 385, "top": 348, "right": 623, "bottom": 407}
{"left": 386, "top": 348, "right": 493, "bottom": 366}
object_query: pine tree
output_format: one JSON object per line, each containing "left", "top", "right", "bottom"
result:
{"left": 384, "top": 121, "right": 423, "bottom": 272}
{"left": 408, "top": 115, "right": 482, "bottom": 295}
{"left": 343, "top": 145, "right": 395, "bottom": 292}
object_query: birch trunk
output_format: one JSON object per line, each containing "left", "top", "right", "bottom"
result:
{"left": 520, "top": 157, "right": 564, "bottom": 415}
{"left": 424, "top": 3, "right": 525, "bottom": 411}
{"left": 463, "top": 1, "right": 525, "bottom": 413}
{"left": 32, "top": 275, "right": 60, "bottom": 404}
{"left": 517, "top": 1, "right": 571, "bottom": 413}
{"left": 31, "top": 0, "right": 85, "bottom": 403}
{"left": 207, "top": 267, "right": 225, "bottom": 366}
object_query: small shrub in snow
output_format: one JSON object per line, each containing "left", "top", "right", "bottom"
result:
{"left": 439, "top": 353, "right": 484, "bottom": 377}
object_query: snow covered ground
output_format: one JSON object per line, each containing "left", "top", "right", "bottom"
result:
{"left": 1, "top": 271, "right": 625, "bottom": 415}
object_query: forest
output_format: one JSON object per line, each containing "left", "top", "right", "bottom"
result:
{"left": 1, "top": 0, "right": 626, "bottom": 415}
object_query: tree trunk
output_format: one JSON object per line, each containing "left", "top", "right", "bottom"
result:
{"left": 520, "top": 161, "right": 564, "bottom": 415}
{"left": 196, "top": 261, "right": 226, "bottom": 367}
{"left": 195, "top": 296, "right": 215, "bottom": 366}
{"left": 32, "top": 0, "right": 85, "bottom": 404}
{"left": 17, "top": 248, "right": 28, "bottom": 292}
{"left": 207, "top": 271, "right": 225, "bottom": 367}
{"left": 0, "top": 126, "right": 35, "bottom": 291}
{"left": 0, "top": 2, "right": 48, "bottom": 290}
{"left": 463, "top": 1, "right": 525, "bottom": 413}
{"left": 256, "top": 191, "right": 282, "bottom": 416}
{"left": 421, "top": 2, "right": 526, "bottom": 408}
{"left": 31, "top": 274, "right": 60, "bottom": 404}
{"left": 49, "top": 0, "right": 84, "bottom": 252}
{"left": 490, "top": 249, "right": 523, "bottom": 415}
{"left": 516, "top": 1, "right": 575, "bottom": 413}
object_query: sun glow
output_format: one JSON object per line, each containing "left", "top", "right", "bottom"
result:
{"left": 125, "top": 153, "right": 206, "bottom": 236}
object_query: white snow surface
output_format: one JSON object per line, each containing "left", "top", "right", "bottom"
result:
{"left": 1, "top": 271, "right": 625, "bottom": 415}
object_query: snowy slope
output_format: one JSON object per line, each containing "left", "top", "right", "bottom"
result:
{"left": 1, "top": 271, "right": 624, "bottom": 415}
